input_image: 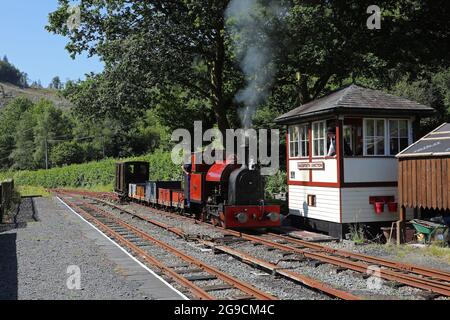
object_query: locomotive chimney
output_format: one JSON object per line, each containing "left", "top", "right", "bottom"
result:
{"left": 242, "top": 133, "right": 257, "bottom": 170}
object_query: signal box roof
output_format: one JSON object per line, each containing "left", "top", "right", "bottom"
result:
{"left": 275, "top": 84, "right": 434, "bottom": 124}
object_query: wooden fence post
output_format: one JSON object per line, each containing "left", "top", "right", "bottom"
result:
{"left": 396, "top": 206, "right": 406, "bottom": 245}
{"left": 0, "top": 180, "right": 14, "bottom": 224}
{"left": 0, "top": 183, "right": 3, "bottom": 223}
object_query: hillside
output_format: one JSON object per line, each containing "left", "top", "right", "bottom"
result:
{"left": 0, "top": 81, "right": 72, "bottom": 109}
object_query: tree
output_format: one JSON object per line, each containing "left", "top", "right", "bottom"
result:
{"left": 49, "top": 76, "right": 62, "bottom": 90}
{"left": 33, "top": 100, "right": 72, "bottom": 169}
{"left": 10, "top": 111, "right": 36, "bottom": 170}
{"left": 48, "top": 0, "right": 450, "bottom": 133}
{"left": 391, "top": 68, "right": 450, "bottom": 134}
{"left": 50, "top": 141, "right": 84, "bottom": 166}
{"left": 0, "top": 97, "right": 34, "bottom": 169}
{"left": 265, "top": 0, "right": 450, "bottom": 115}
{"left": 0, "top": 58, "right": 28, "bottom": 87}
{"left": 47, "top": 0, "right": 241, "bottom": 133}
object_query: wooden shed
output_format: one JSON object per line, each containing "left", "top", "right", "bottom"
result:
{"left": 397, "top": 123, "right": 450, "bottom": 214}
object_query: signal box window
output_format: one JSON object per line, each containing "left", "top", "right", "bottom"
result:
{"left": 312, "top": 121, "right": 326, "bottom": 156}
{"left": 343, "top": 118, "right": 363, "bottom": 156}
{"left": 389, "top": 119, "right": 409, "bottom": 155}
{"left": 364, "top": 119, "right": 385, "bottom": 156}
{"left": 289, "top": 125, "right": 309, "bottom": 157}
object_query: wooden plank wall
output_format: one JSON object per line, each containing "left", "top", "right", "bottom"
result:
{"left": 398, "top": 158, "right": 450, "bottom": 209}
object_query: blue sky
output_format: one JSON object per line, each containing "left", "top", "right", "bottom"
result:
{"left": 0, "top": 1, "right": 104, "bottom": 86}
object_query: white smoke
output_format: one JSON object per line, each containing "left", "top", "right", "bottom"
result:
{"left": 226, "top": 0, "right": 288, "bottom": 128}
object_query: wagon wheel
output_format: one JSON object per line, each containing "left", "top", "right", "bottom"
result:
{"left": 211, "top": 217, "right": 226, "bottom": 228}
{"left": 200, "top": 209, "right": 208, "bottom": 222}
{"left": 211, "top": 216, "right": 220, "bottom": 227}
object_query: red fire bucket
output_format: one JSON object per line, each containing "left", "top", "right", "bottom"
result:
{"left": 387, "top": 202, "right": 398, "bottom": 212}
{"left": 374, "top": 202, "right": 384, "bottom": 214}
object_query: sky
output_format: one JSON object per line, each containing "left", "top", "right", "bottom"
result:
{"left": 0, "top": 1, "right": 104, "bottom": 86}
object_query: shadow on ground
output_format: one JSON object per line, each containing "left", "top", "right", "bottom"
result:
{"left": 0, "top": 233, "right": 18, "bottom": 300}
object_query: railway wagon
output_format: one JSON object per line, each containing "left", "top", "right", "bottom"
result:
{"left": 158, "top": 188, "right": 172, "bottom": 207}
{"left": 171, "top": 190, "right": 185, "bottom": 210}
{"left": 115, "top": 161, "right": 149, "bottom": 199}
{"left": 144, "top": 181, "right": 182, "bottom": 205}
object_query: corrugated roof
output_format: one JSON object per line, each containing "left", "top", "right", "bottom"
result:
{"left": 275, "top": 84, "right": 434, "bottom": 124}
{"left": 397, "top": 123, "right": 450, "bottom": 158}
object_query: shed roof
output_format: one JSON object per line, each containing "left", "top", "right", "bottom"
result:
{"left": 275, "top": 84, "right": 434, "bottom": 124}
{"left": 397, "top": 123, "right": 450, "bottom": 158}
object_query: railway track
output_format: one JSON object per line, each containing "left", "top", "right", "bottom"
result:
{"left": 58, "top": 195, "right": 276, "bottom": 300}
{"left": 54, "top": 189, "right": 450, "bottom": 299}
{"left": 55, "top": 190, "right": 360, "bottom": 300}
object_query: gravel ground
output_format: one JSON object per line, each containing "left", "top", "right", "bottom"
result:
{"left": 117, "top": 203, "right": 226, "bottom": 239}
{"left": 104, "top": 199, "right": 449, "bottom": 300}
{"left": 0, "top": 197, "right": 182, "bottom": 300}
{"left": 326, "top": 240, "right": 450, "bottom": 273}
{"left": 125, "top": 200, "right": 450, "bottom": 274}
{"left": 228, "top": 241, "right": 427, "bottom": 300}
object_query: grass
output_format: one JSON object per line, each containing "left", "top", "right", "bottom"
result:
{"left": 425, "top": 244, "right": 450, "bottom": 263}
{"left": 348, "top": 223, "right": 366, "bottom": 244}
{"left": 16, "top": 183, "right": 113, "bottom": 198}
{"left": 385, "top": 242, "right": 450, "bottom": 264}
{"left": 17, "top": 185, "right": 50, "bottom": 197}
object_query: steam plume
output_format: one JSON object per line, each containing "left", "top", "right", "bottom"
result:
{"left": 226, "top": 0, "right": 288, "bottom": 128}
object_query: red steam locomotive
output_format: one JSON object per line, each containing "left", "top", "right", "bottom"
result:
{"left": 114, "top": 153, "right": 281, "bottom": 229}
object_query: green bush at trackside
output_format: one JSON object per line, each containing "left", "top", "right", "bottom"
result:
{"left": 0, "top": 149, "right": 181, "bottom": 190}
{"left": 0, "top": 149, "right": 287, "bottom": 198}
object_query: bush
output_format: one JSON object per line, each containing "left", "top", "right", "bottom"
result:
{"left": 50, "top": 141, "right": 85, "bottom": 166}
{"left": 0, "top": 149, "right": 180, "bottom": 190}
{"left": 0, "top": 150, "right": 286, "bottom": 197}
{"left": 265, "top": 170, "right": 287, "bottom": 198}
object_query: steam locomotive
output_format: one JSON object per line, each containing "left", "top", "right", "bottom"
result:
{"left": 114, "top": 153, "right": 281, "bottom": 229}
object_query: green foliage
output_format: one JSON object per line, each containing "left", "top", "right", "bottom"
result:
{"left": 348, "top": 223, "right": 367, "bottom": 244}
{"left": 0, "top": 55, "right": 28, "bottom": 87}
{"left": 265, "top": 170, "right": 287, "bottom": 198}
{"left": 0, "top": 95, "right": 172, "bottom": 171}
{"left": 17, "top": 185, "right": 50, "bottom": 197}
{"left": 46, "top": 1, "right": 449, "bottom": 134}
{"left": 391, "top": 68, "right": 450, "bottom": 134}
{"left": 50, "top": 141, "right": 85, "bottom": 166}
{"left": 0, "top": 149, "right": 180, "bottom": 190}
{"left": 49, "top": 76, "right": 62, "bottom": 90}
{"left": 46, "top": 0, "right": 245, "bottom": 132}
{"left": 0, "top": 98, "right": 73, "bottom": 170}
